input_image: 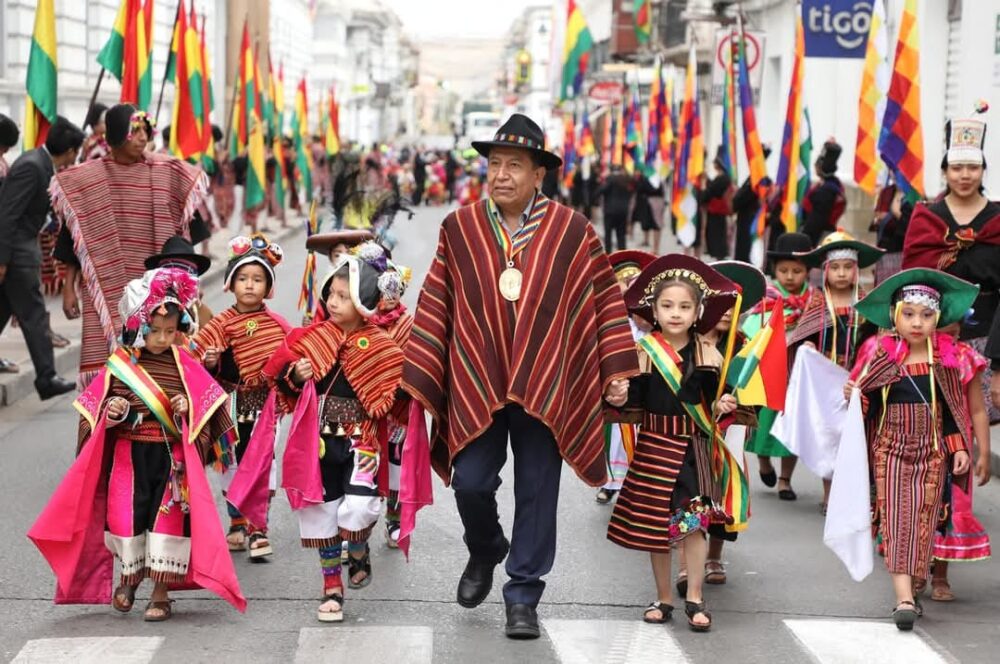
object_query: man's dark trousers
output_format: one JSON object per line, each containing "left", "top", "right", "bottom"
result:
{"left": 0, "top": 258, "right": 57, "bottom": 388}
{"left": 451, "top": 404, "right": 563, "bottom": 608}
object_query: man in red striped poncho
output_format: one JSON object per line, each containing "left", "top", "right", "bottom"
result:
{"left": 402, "top": 114, "right": 639, "bottom": 639}
{"left": 52, "top": 104, "right": 212, "bottom": 388}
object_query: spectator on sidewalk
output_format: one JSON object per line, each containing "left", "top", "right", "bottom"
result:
{"left": 0, "top": 116, "right": 82, "bottom": 398}
{"left": 0, "top": 113, "right": 17, "bottom": 373}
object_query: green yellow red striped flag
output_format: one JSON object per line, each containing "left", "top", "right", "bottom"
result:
{"left": 293, "top": 78, "right": 314, "bottom": 202}
{"left": 100, "top": 0, "right": 153, "bottom": 109}
{"left": 197, "top": 8, "right": 216, "bottom": 168}
{"left": 168, "top": 1, "right": 201, "bottom": 160}
{"left": 24, "top": 0, "right": 58, "bottom": 149}
{"left": 237, "top": 22, "right": 266, "bottom": 210}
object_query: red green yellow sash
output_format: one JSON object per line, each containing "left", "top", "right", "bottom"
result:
{"left": 638, "top": 333, "right": 750, "bottom": 531}
{"left": 106, "top": 348, "right": 180, "bottom": 438}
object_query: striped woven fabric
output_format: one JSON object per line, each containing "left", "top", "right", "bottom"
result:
{"left": 194, "top": 306, "right": 291, "bottom": 387}
{"left": 265, "top": 320, "right": 403, "bottom": 422}
{"left": 402, "top": 198, "right": 639, "bottom": 486}
{"left": 384, "top": 311, "right": 414, "bottom": 347}
{"left": 76, "top": 349, "right": 232, "bottom": 463}
{"left": 49, "top": 153, "right": 208, "bottom": 385}
{"left": 607, "top": 414, "right": 692, "bottom": 553}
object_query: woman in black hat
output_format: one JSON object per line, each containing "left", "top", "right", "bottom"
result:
{"left": 801, "top": 139, "right": 846, "bottom": 246}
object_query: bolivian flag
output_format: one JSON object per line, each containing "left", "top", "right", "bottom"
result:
{"left": 727, "top": 298, "right": 787, "bottom": 411}
{"left": 24, "top": 0, "right": 57, "bottom": 149}
{"left": 99, "top": 0, "right": 152, "bottom": 109}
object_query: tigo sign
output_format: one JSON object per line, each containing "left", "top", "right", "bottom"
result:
{"left": 803, "top": 0, "right": 873, "bottom": 59}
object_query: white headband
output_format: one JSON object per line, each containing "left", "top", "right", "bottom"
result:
{"left": 825, "top": 248, "right": 858, "bottom": 263}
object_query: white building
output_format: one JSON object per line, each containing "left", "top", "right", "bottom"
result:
{"left": 500, "top": 4, "right": 557, "bottom": 137}
{"left": 729, "top": 0, "right": 1000, "bottom": 197}
{"left": 0, "top": 0, "right": 225, "bottom": 152}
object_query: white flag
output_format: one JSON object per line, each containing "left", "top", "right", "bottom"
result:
{"left": 772, "top": 345, "right": 849, "bottom": 480}
{"left": 823, "top": 390, "right": 874, "bottom": 582}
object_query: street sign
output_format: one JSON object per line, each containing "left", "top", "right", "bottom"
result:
{"left": 711, "top": 29, "right": 766, "bottom": 106}
{"left": 588, "top": 81, "right": 625, "bottom": 105}
{"left": 803, "top": 0, "right": 874, "bottom": 59}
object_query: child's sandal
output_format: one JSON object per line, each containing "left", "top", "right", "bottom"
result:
{"left": 642, "top": 601, "right": 673, "bottom": 624}
{"left": 704, "top": 559, "right": 726, "bottom": 584}
{"left": 684, "top": 600, "right": 712, "bottom": 632}
{"left": 143, "top": 599, "right": 173, "bottom": 622}
{"left": 892, "top": 601, "right": 918, "bottom": 631}
{"left": 227, "top": 525, "right": 247, "bottom": 551}
{"left": 931, "top": 579, "right": 955, "bottom": 602}
{"left": 348, "top": 544, "right": 372, "bottom": 589}
{"left": 248, "top": 532, "right": 273, "bottom": 560}
{"left": 318, "top": 593, "right": 344, "bottom": 623}
{"left": 112, "top": 583, "right": 137, "bottom": 613}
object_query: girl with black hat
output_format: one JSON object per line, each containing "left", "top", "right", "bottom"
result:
{"left": 607, "top": 254, "right": 750, "bottom": 632}
{"left": 742, "top": 232, "right": 817, "bottom": 498}
{"left": 263, "top": 254, "right": 404, "bottom": 623}
{"left": 194, "top": 234, "right": 291, "bottom": 560}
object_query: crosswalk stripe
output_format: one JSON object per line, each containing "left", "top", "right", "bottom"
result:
{"left": 542, "top": 619, "right": 689, "bottom": 664}
{"left": 295, "top": 626, "right": 433, "bottom": 663}
{"left": 11, "top": 637, "right": 164, "bottom": 664}
{"left": 784, "top": 619, "right": 947, "bottom": 664}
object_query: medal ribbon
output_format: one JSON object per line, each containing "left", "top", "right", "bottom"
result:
{"left": 486, "top": 193, "right": 549, "bottom": 266}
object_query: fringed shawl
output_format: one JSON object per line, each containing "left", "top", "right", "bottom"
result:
{"left": 402, "top": 199, "right": 640, "bottom": 487}
{"left": 49, "top": 153, "right": 207, "bottom": 382}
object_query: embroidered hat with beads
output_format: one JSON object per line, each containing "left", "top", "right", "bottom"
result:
{"left": 224, "top": 233, "right": 283, "bottom": 299}
{"left": 855, "top": 268, "right": 979, "bottom": 329}
{"left": 625, "top": 253, "right": 740, "bottom": 333}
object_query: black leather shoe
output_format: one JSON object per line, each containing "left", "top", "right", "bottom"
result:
{"left": 37, "top": 376, "right": 75, "bottom": 401}
{"left": 505, "top": 603, "right": 540, "bottom": 639}
{"left": 456, "top": 537, "right": 509, "bottom": 609}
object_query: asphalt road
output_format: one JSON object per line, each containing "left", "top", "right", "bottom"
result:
{"left": 3, "top": 203, "right": 1000, "bottom": 663}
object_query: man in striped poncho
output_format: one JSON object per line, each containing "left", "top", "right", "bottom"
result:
{"left": 52, "top": 104, "right": 211, "bottom": 388}
{"left": 402, "top": 114, "right": 638, "bottom": 639}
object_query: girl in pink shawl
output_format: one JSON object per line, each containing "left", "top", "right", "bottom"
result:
{"left": 28, "top": 269, "right": 245, "bottom": 621}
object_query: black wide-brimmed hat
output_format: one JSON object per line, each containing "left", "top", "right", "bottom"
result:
{"left": 767, "top": 232, "right": 814, "bottom": 260}
{"left": 471, "top": 113, "right": 562, "bottom": 170}
{"left": 145, "top": 235, "right": 211, "bottom": 275}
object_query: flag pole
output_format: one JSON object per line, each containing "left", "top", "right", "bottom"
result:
{"left": 83, "top": 68, "right": 106, "bottom": 130}
{"left": 155, "top": 2, "right": 184, "bottom": 125}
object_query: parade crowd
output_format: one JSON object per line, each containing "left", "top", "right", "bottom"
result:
{"left": 2, "top": 103, "right": 997, "bottom": 642}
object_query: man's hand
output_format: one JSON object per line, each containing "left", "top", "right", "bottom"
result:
{"left": 62, "top": 284, "right": 80, "bottom": 319}
{"left": 604, "top": 378, "right": 629, "bottom": 407}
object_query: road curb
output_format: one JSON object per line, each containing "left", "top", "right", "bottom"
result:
{"left": 0, "top": 224, "right": 304, "bottom": 409}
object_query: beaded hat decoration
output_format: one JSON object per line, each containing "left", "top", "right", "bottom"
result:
{"left": 895, "top": 284, "right": 942, "bottom": 312}
{"left": 224, "top": 233, "right": 283, "bottom": 298}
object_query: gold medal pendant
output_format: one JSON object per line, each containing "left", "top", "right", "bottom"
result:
{"left": 499, "top": 265, "right": 523, "bottom": 302}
